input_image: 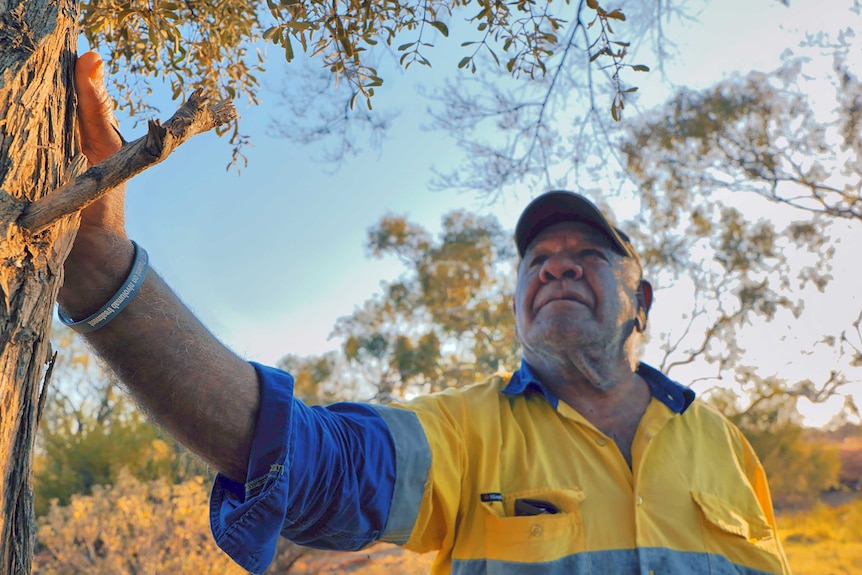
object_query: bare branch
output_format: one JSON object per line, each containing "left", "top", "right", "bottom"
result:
{"left": 19, "top": 91, "right": 237, "bottom": 233}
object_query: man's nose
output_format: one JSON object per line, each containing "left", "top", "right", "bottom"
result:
{"left": 539, "top": 256, "right": 584, "bottom": 282}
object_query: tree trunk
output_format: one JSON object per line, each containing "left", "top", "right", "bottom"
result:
{"left": 0, "top": 0, "right": 79, "bottom": 572}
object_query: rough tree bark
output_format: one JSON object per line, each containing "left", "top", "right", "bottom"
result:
{"left": 0, "top": 0, "right": 80, "bottom": 572}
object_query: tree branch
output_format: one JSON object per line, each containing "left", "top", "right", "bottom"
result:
{"left": 19, "top": 91, "right": 237, "bottom": 233}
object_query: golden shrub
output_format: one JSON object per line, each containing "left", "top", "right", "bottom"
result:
{"left": 35, "top": 469, "right": 245, "bottom": 574}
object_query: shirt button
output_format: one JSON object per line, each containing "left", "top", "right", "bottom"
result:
{"left": 636, "top": 496, "right": 644, "bottom": 506}
{"left": 595, "top": 437, "right": 607, "bottom": 446}
{"left": 530, "top": 524, "right": 543, "bottom": 537}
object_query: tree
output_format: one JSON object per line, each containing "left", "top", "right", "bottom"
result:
{"left": 278, "top": 210, "right": 519, "bottom": 402}
{"left": 1, "top": 8, "right": 231, "bottom": 573}
{"left": 1, "top": 6, "right": 86, "bottom": 571}
{"left": 618, "top": 55, "right": 862, "bottom": 411}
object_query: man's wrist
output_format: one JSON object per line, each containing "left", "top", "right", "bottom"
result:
{"left": 58, "top": 232, "right": 136, "bottom": 319}
{"left": 59, "top": 241, "right": 148, "bottom": 332}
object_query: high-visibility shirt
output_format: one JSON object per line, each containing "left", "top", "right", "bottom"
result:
{"left": 211, "top": 361, "right": 790, "bottom": 575}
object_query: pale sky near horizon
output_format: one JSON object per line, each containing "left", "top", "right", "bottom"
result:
{"left": 81, "top": 0, "right": 862, "bottom": 427}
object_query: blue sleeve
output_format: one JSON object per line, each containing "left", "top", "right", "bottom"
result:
{"left": 209, "top": 362, "right": 398, "bottom": 574}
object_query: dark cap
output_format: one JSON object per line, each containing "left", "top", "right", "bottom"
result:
{"left": 515, "top": 191, "right": 640, "bottom": 263}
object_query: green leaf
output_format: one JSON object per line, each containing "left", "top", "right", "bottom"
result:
{"left": 430, "top": 21, "right": 449, "bottom": 37}
{"left": 458, "top": 56, "right": 472, "bottom": 69}
{"left": 632, "top": 64, "right": 650, "bottom": 72}
{"left": 397, "top": 42, "right": 415, "bottom": 51}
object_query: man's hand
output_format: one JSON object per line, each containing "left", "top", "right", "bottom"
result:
{"left": 59, "top": 51, "right": 133, "bottom": 318}
{"left": 74, "top": 51, "right": 127, "bottom": 236}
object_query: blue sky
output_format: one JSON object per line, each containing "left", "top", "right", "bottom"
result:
{"left": 91, "top": 0, "right": 862, "bottom": 426}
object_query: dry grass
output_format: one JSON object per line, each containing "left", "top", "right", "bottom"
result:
{"left": 778, "top": 499, "right": 862, "bottom": 575}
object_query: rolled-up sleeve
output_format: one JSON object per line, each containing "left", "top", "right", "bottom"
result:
{"left": 209, "top": 363, "right": 411, "bottom": 574}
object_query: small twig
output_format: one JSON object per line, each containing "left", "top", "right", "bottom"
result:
{"left": 19, "top": 91, "right": 237, "bottom": 233}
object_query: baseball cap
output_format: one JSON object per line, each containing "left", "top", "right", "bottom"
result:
{"left": 514, "top": 191, "right": 640, "bottom": 264}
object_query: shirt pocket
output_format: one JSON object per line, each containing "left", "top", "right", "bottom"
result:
{"left": 482, "top": 487, "right": 587, "bottom": 565}
{"left": 691, "top": 490, "right": 785, "bottom": 574}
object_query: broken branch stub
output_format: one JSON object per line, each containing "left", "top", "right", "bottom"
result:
{"left": 19, "top": 90, "right": 237, "bottom": 233}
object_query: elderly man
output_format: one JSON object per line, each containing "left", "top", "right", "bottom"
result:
{"left": 63, "top": 53, "right": 790, "bottom": 574}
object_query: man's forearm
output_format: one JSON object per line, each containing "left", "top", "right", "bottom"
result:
{"left": 59, "top": 234, "right": 259, "bottom": 481}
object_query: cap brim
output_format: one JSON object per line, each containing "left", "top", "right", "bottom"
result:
{"left": 515, "top": 191, "right": 634, "bottom": 259}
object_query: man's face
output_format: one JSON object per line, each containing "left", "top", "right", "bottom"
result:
{"left": 514, "top": 221, "right": 643, "bottom": 362}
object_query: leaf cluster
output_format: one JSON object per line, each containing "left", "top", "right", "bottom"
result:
{"left": 80, "top": 0, "right": 653, "bottom": 166}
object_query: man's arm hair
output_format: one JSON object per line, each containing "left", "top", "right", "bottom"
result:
{"left": 60, "top": 233, "right": 259, "bottom": 481}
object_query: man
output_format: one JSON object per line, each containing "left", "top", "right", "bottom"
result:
{"left": 64, "top": 53, "right": 791, "bottom": 574}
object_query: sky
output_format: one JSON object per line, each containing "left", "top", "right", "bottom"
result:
{"left": 84, "top": 0, "right": 862, "bottom": 427}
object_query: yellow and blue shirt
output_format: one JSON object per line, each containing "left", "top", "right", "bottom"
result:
{"left": 210, "top": 361, "right": 790, "bottom": 575}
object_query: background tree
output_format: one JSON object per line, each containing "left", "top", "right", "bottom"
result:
{"left": 618, "top": 54, "right": 861, "bottom": 413}
{"left": 279, "top": 210, "right": 519, "bottom": 402}
{"left": 422, "top": 41, "right": 862, "bottom": 419}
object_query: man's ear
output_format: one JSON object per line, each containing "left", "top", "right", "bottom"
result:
{"left": 635, "top": 280, "right": 653, "bottom": 333}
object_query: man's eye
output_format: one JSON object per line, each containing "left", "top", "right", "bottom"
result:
{"left": 529, "top": 255, "right": 547, "bottom": 267}
{"left": 581, "top": 249, "right": 608, "bottom": 261}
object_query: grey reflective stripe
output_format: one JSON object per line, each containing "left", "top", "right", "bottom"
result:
{"left": 370, "top": 405, "right": 431, "bottom": 545}
{"left": 452, "top": 548, "right": 780, "bottom": 575}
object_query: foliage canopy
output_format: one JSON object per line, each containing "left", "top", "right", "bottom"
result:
{"left": 79, "top": 0, "right": 660, "bottom": 164}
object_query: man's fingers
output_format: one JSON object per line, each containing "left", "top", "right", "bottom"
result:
{"left": 75, "top": 52, "right": 122, "bottom": 165}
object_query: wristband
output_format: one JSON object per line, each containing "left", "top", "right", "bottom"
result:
{"left": 58, "top": 241, "right": 149, "bottom": 333}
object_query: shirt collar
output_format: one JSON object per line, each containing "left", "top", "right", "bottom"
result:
{"left": 502, "top": 359, "right": 696, "bottom": 414}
